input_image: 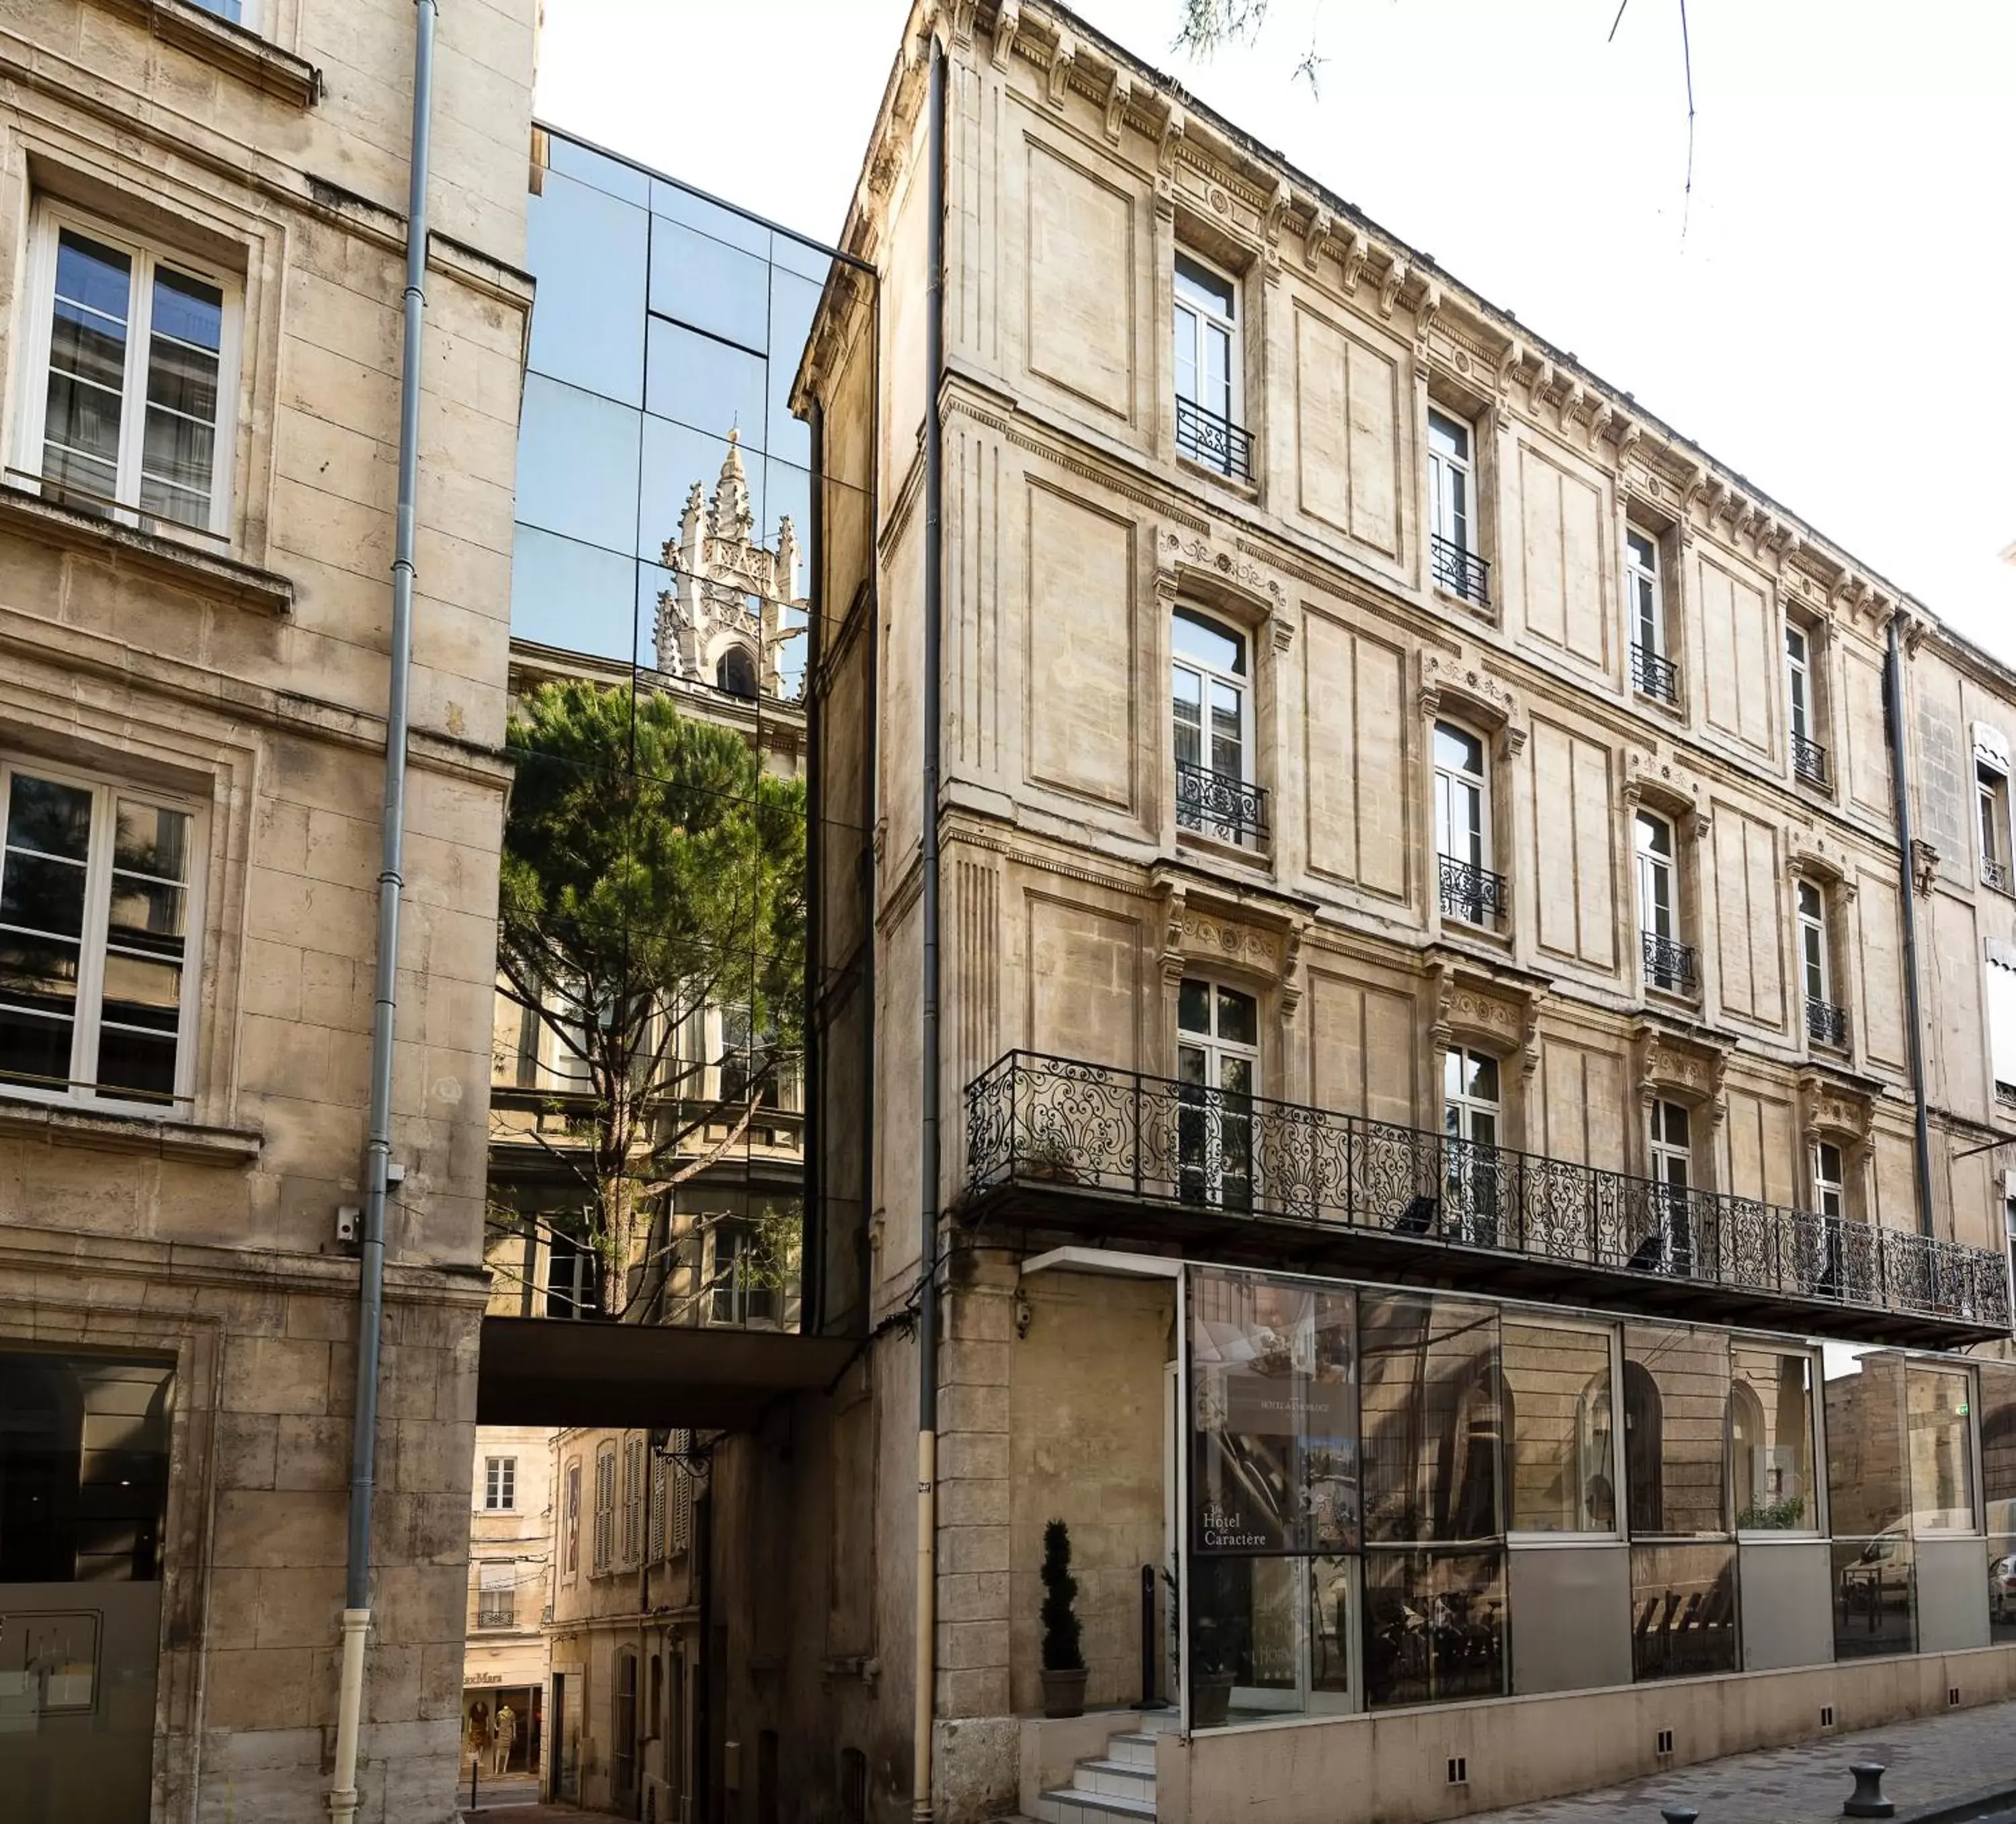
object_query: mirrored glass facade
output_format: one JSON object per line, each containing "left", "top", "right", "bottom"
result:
{"left": 493, "top": 129, "right": 876, "bottom": 1339}
{"left": 1184, "top": 1269, "right": 2004, "bottom": 1728}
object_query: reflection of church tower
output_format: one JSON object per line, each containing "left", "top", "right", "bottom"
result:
{"left": 654, "top": 429, "right": 804, "bottom": 698}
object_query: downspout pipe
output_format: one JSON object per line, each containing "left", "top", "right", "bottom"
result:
{"left": 914, "top": 31, "right": 946, "bottom": 1824}
{"left": 331, "top": 3, "right": 437, "bottom": 1819}
{"left": 1886, "top": 612, "right": 1937, "bottom": 1238}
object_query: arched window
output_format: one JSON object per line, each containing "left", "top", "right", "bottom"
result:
{"left": 716, "top": 645, "right": 758, "bottom": 698}
{"left": 1624, "top": 1360, "right": 1664, "bottom": 1534}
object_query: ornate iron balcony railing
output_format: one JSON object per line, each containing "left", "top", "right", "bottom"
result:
{"left": 1176, "top": 759, "right": 1269, "bottom": 845}
{"left": 1806, "top": 997, "right": 1849, "bottom": 1049}
{"left": 1642, "top": 929, "right": 1697, "bottom": 995}
{"left": 1985, "top": 858, "right": 2011, "bottom": 895}
{"left": 1175, "top": 395, "right": 1254, "bottom": 483}
{"left": 962, "top": 1050, "right": 2013, "bottom": 1333}
{"left": 1792, "top": 733, "right": 1830, "bottom": 789}
{"left": 1431, "top": 534, "right": 1490, "bottom": 609}
{"left": 1439, "top": 853, "right": 1506, "bottom": 926}
{"left": 1631, "top": 643, "right": 1680, "bottom": 704}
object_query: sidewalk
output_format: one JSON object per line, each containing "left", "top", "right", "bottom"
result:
{"left": 1458, "top": 1698, "right": 2016, "bottom": 1824}
{"left": 457, "top": 1803, "right": 574, "bottom": 1823}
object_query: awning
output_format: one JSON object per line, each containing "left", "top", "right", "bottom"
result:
{"left": 476, "top": 1315, "right": 859, "bottom": 1429}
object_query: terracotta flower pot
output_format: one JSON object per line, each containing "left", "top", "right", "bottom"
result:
{"left": 1040, "top": 1665, "right": 1087, "bottom": 1719}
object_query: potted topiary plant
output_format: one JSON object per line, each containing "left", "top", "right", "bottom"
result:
{"left": 1038, "top": 1518, "right": 1087, "bottom": 1718}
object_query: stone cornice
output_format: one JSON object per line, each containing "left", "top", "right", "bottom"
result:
{"left": 81, "top": 0, "right": 321, "bottom": 108}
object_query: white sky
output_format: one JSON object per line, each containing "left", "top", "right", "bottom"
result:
{"left": 536, "top": 0, "right": 2016, "bottom": 665}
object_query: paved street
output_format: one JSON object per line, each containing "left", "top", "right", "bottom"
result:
{"left": 1459, "top": 1700, "right": 2016, "bottom": 1823}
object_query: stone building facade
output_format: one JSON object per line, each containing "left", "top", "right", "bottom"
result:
{"left": 0, "top": 3, "right": 534, "bottom": 1820}
{"left": 778, "top": 4, "right": 2016, "bottom": 1821}
{"left": 461, "top": 1424, "right": 553, "bottom": 1788}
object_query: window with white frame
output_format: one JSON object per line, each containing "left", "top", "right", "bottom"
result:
{"left": 1798, "top": 880, "right": 1845, "bottom": 1046}
{"left": 19, "top": 207, "right": 238, "bottom": 536}
{"left": 1627, "top": 529, "right": 1677, "bottom": 703}
{"left": 1173, "top": 253, "right": 1245, "bottom": 478}
{"left": 1442, "top": 1046, "right": 1501, "bottom": 1245}
{"left": 1428, "top": 409, "right": 1473, "bottom": 556}
{"left": 1786, "top": 622, "right": 1827, "bottom": 785}
{"left": 1645, "top": 1098, "right": 1695, "bottom": 1274}
{"left": 1980, "top": 759, "right": 2012, "bottom": 893}
{"left": 1986, "top": 955, "right": 2016, "bottom": 1104}
{"left": 1176, "top": 977, "right": 1257, "bottom": 1210}
{"left": 483, "top": 1456, "right": 517, "bottom": 1511}
{"left": 0, "top": 763, "right": 202, "bottom": 1110}
{"left": 1812, "top": 1142, "right": 1845, "bottom": 1222}
{"left": 1634, "top": 809, "right": 1691, "bottom": 993}
{"left": 704, "top": 1217, "right": 785, "bottom": 1328}
{"left": 1171, "top": 607, "right": 1261, "bottom": 844}
{"left": 189, "top": 0, "right": 254, "bottom": 23}
{"left": 1433, "top": 722, "right": 1500, "bottom": 924}
{"left": 476, "top": 1561, "right": 515, "bottom": 1629}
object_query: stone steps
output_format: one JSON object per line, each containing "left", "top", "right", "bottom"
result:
{"left": 1034, "top": 1720, "right": 1165, "bottom": 1824}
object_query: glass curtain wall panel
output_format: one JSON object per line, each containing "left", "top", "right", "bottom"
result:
{"left": 1622, "top": 1323, "right": 1730, "bottom": 1538}
{"left": 1832, "top": 1534, "right": 1915, "bottom": 1658}
{"left": 1630, "top": 1542, "right": 1738, "bottom": 1680}
{"left": 1503, "top": 1319, "right": 1617, "bottom": 1534}
{"left": 1824, "top": 1346, "right": 1908, "bottom": 1539}
{"left": 1983, "top": 1362, "right": 2016, "bottom": 1537}
{"left": 1360, "top": 1292, "right": 1502, "bottom": 1544}
{"left": 1362, "top": 1549, "right": 1506, "bottom": 1708}
{"left": 1906, "top": 1365, "right": 1978, "bottom": 1534}
{"left": 1730, "top": 1346, "right": 1819, "bottom": 1532}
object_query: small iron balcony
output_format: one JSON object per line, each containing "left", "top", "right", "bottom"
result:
{"left": 1985, "top": 858, "right": 2011, "bottom": 895}
{"left": 1439, "top": 853, "right": 1507, "bottom": 927}
{"left": 1806, "top": 997, "right": 1849, "bottom": 1049}
{"left": 1175, "top": 395, "right": 1254, "bottom": 483}
{"left": 1642, "top": 929, "right": 1697, "bottom": 995}
{"left": 1792, "top": 733, "right": 1830, "bottom": 789}
{"left": 1431, "top": 534, "right": 1490, "bottom": 609}
{"left": 1176, "top": 759, "right": 1269, "bottom": 845}
{"left": 1631, "top": 643, "right": 1680, "bottom": 705}
{"left": 960, "top": 1050, "right": 2013, "bottom": 1343}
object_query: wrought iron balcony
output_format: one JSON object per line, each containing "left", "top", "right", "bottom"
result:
{"left": 1630, "top": 643, "right": 1680, "bottom": 704}
{"left": 1175, "top": 395, "right": 1254, "bottom": 483}
{"left": 961, "top": 1050, "right": 2013, "bottom": 1344}
{"left": 1642, "top": 929, "right": 1697, "bottom": 995}
{"left": 1792, "top": 733, "right": 1830, "bottom": 789}
{"left": 1438, "top": 853, "right": 1506, "bottom": 926}
{"left": 1806, "top": 997, "right": 1849, "bottom": 1049}
{"left": 1176, "top": 758, "right": 1268, "bottom": 845}
{"left": 1986, "top": 858, "right": 2011, "bottom": 895}
{"left": 1431, "top": 534, "right": 1490, "bottom": 609}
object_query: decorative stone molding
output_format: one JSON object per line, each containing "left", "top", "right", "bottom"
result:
{"left": 1632, "top": 1020, "right": 1730, "bottom": 1118}
{"left": 1427, "top": 954, "right": 1546, "bottom": 1080}
{"left": 1303, "top": 206, "right": 1335, "bottom": 272}
{"left": 1413, "top": 280, "right": 1442, "bottom": 349}
{"left": 1912, "top": 838, "right": 1941, "bottom": 897}
{"left": 1339, "top": 229, "right": 1371, "bottom": 295}
{"left": 1621, "top": 749, "right": 1710, "bottom": 836}
{"left": 1797, "top": 1068, "right": 1876, "bottom": 1156}
{"left": 1103, "top": 66, "right": 1132, "bottom": 140}
{"left": 1045, "top": 29, "right": 1076, "bottom": 105}
{"left": 1153, "top": 876, "right": 1309, "bottom": 1013}
{"left": 1378, "top": 256, "right": 1410, "bottom": 320}
{"left": 1787, "top": 830, "right": 1856, "bottom": 895}
{"left": 1417, "top": 649, "right": 1526, "bottom": 758}
{"left": 990, "top": 0, "right": 1021, "bottom": 65}
{"left": 1156, "top": 526, "right": 1286, "bottom": 617}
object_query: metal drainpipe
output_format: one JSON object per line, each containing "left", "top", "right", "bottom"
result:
{"left": 913, "top": 30, "right": 946, "bottom": 1824}
{"left": 1886, "top": 612, "right": 1937, "bottom": 1237}
{"left": 330, "top": 3, "right": 437, "bottom": 1819}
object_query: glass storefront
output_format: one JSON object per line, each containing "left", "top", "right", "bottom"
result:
{"left": 1183, "top": 1270, "right": 2010, "bottom": 1730}
{"left": 0, "top": 1346, "right": 173, "bottom": 1823}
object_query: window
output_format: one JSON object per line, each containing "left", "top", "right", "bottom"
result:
{"left": 1730, "top": 1347, "right": 1817, "bottom": 1532}
{"left": 1799, "top": 881, "right": 1845, "bottom": 1046}
{"left": 1442, "top": 1046, "right": 1501, "bottom": 1245}
{"left": 1171, "top": 608, "right": 1263, "bottom": 845}
{"left": 19, "top": 208, "right": 237, "bottom": 536}
{"left": 484, "top": 1456, "right": 517, "bottom": 1511}
{"left": 1642, "top": 1100, "right": 1695, "bottom": 1275}
{"left": 1627, "top": 530, "right": 1677, "bottom": 703}
{"left": 1427, "top": 409, "right": 1487, "bottom": 606}
{"left": 622, "top": 1435, "right": 645, "bottom": 1563}
{"left": 1980, "top": 761, "right": 2011, "bottom": 893}
{"left": 593, "top": 1444, "right": 616, "bottom": 1573}
{"left": 1635, "top": 809, "right": 1692, "bottom": 993}
{"left": 1812, "top": 1142, "right": 1845, "bottom": 1222}
{"left": 715, "top": 645, "right": 758, "bottom": 698}
{"left": 1503, "top": 1319, "right": 1616, "bottom": 1534}
{"left": 1176, "top": 977, "right": 1257, "bottom": 1210}
{"left": 1173, "top": 253, "right": 1247, "bottom": 479}
{"left": 0, "top": 763, "right": 201, "bottom": 1111}
{"left": 1988, "top": 958, "right": 2016, "bottom": 1105}
{"left": 564, "top": 1460, "right": 582, "bottom": 1578}
{"left": 1433, "top": 723, "right": 1500, "bottom": 925}
{"left": 612, "top": 1649, "right": 638, "bottom": 1796}
{"left": 476, "top": 1562, "right": 515, "bottom": 1629}
{"left": 1786, "top": 624, "right": 1828, "bottom": 786}
{"left": 544, "top": 1222, "right": 603, "bottom": 1319}
{"left": 706, "top": 1218, "right": 785, "bottom": 1327}
{"left": 189, "top": 0, "right": 251, "bottom": 20}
